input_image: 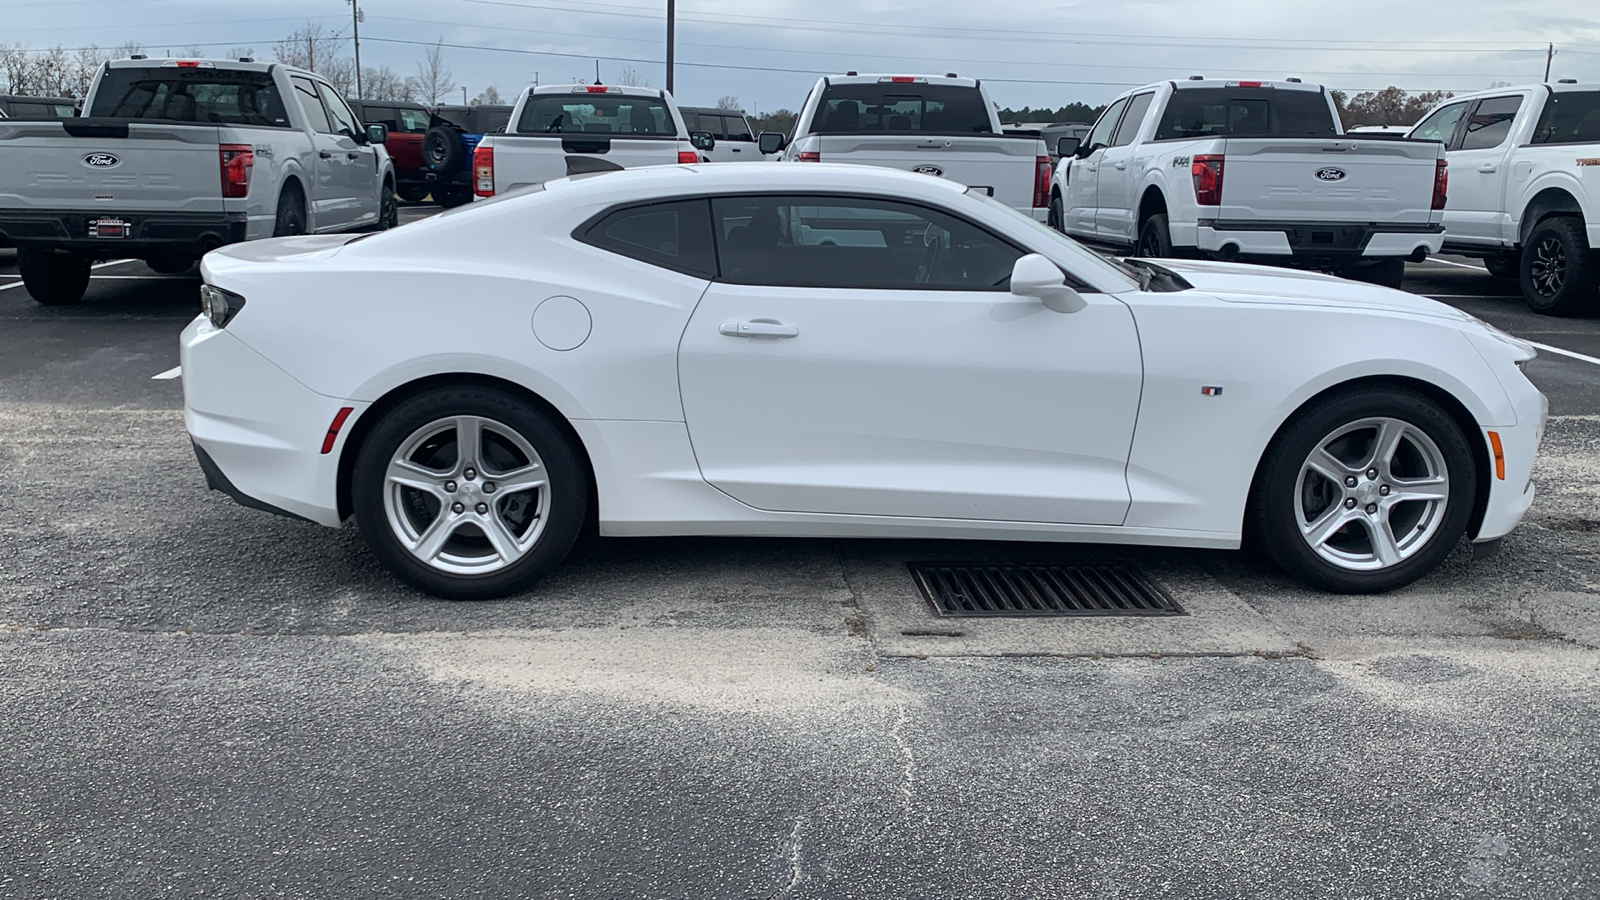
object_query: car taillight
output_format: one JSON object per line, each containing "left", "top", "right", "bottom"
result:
{"left": 1432, "top": 158, "right": 1448, "bottom": 211}
{"left": 678, "top": 151, "right": 698, "bottom": 164}
{"left": 1033, "top": 155, "right": 1052, "bottom": 209}
{"left": 1192, "top": 154, "right": 1224, "bottom": 206}
{"left": 473, "top": 145, "right": 494, "bottom": 197}
{"left": 797, "top": 151, "right": 821, "bottom": 162}
{"left": 219, "top": 144, "right": 253, "bottom": 199}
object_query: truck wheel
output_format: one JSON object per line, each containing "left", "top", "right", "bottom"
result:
{"left": 146, "top": 255, "right": 197, "bottom": 275}
{"left": 272, "top": 188, "right": 307, "bottom": 237}
{"left": 1340, "top": 258, "right": 1406, "bottom": 289}
{"left": 18, "top": 248, "right": 91, "bottom": 306}
{"left": 1136, "top": 213, "right": 1173, "bottom": 258}
{"left": 1047, "top": 194, "right": 1064, "bottom": 232}
{"left": 396, "top": 184, "right": 430, "bottom": 203}
{"left": 1521, "top": 217, "right": 1600, "bottom": 317}
{"left": 379, "top": 183, "right": 399, "bottom": 230}
{"left": 1483, "top": 251, "right": 1519, "bottom": 280}
{"left": 423, "top": 127, "right": 465, "bottom": 175}
{"left": 433, "top": 185, "right": 473, "bottom": 208}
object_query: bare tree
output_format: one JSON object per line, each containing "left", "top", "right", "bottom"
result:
{"left": 179, "top": 45, "right": 207, "bottom": 58}
{"left": 615, "top": 67, "right": 650, "bottom": 87}
{"left": 474, "top": 85, "right": 503, "bottom": 105}
{"left": 113, "top": 41, "right": 146, "bottom": 59}
{"left": 716, "top": 94, "right": 741, "bottom": 111}
{"left": 0, "top": 43, "right": 33, "bottom": 95}
{"left": 273, "top": 22, "right": 346, "bottom": 74}
{"left": 414, "top": 40, "right": 455, "bottom": 105}
{"left": 228, "top": 47, "right": 258, "bottom": 61}
{"left": 29, "top": 46, "right": 73, "bottom": 97}
{"left": 72, "top": 45, "right": 110, "bottom": 97}
{"left": 363, "top": 66, "right": 416, "bottom": 102}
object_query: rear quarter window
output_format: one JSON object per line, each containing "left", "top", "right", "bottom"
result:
{"left": 576, "top": 198, "right": 717, "bottom": 278}
{"left": 1531, "top": 90, "right": 1600, "bottom": 145}
{"left": 1154, "top": 88, "right": 1337, "bottom": 140}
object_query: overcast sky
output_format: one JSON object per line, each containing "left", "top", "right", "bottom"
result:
{"left": 4, "top": 0, "right": 1598, "bottom": 110}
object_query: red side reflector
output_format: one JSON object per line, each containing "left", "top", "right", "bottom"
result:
{"left": 1487, "top": 431, "right": 1505, "bottom": 480}
{"left": 322, "top": 407, "right": 354, "bottom": 455}
{"left": 678, "top": 151, "right": 699, "bottom": 164}
{"left": 585, "top": 85, "right": 609, "bottom": 93}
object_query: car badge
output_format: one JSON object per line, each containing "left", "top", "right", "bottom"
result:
{"left": 1201, "top": 386, "right": 1223, "bottom": 396}
{"left": 83, "top": 152, "right": 121, "bottom": 169}
{"left": 1314, "top": 167, "right": 1347, "bottom": 182}
{"left": 912, "top": 165, "right": 944, "bottom": 177}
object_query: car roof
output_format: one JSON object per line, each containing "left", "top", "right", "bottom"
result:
{"left": 537, "top": 162, "right": 971, "bottom": 205}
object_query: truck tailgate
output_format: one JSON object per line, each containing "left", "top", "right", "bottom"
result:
{"left": 0, "top": 120, "right": 226, "bottom": 214}
{"left": 491, "top": 135, "right": 685, "bottom": 189}
{"left": 1217, "top": 138, "right": 1440, "bottom": 224}
{"left": 814, "top": 135, "right": 1040, "bottom": 210}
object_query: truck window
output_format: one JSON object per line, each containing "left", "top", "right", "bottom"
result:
{"left": 89, "top": 68, "right": 289, "bottom": 127}
{"left": 517, "top": 95, "right": 676, "bottom": 136}
{"left": 724, "top": 115, "right": 753, "bottom": 141}
{"left": 290, "top": 77, "right": 333, "bottom": 133}
{"left": 1110, "top": 93, "right": 1155, "bottom": 147}
{"left": 1459, "top": 96, "right": 1522, "bottom": 151}
{"left": 316, "top": 81, "right": 362, "bottom": 139}
{"left": 1082, "top": 98, "right": 1127, "bottom": 154}
{"left": 1153, "top": 88, "right": 1337, "bottom": 140}
{"left": 813, "top": 84, "right": 993, "bottom": 134}
{"left": 1530, "top": 90, "right": 1600, "bottom": 145}
{"left": 1410, "top": 101, "right": 1468, "bottom": 144}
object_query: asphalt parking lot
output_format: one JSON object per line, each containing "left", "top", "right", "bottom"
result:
{"left": 2, "top": 210, "right": 1598, "bottom": 898}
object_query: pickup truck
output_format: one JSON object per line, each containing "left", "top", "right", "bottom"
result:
{"left": 1407, "top": 80, "right": 1600, "bottom": 315}
{"left": 679, "top": 106, "right": 766, "bottom": 162}
{"left": 1050, "top": 78, "right": 1448, "bottom": 287}
{"left": 470, "top": 85, "right": 710, "bottom": 197}
{"left": 758, "top": 74, "right": 1053, "bottom": 220}
{"left": 0, "top": 57, "right": 396, "bottom": 305}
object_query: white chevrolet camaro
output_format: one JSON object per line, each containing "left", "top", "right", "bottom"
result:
{"left": 182, "top": 164, "right": 1546, "bottom": 600}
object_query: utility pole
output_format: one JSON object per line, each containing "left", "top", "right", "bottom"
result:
{"left": 1545, "top": 43, "right": 1555, "bottom": 81}
{"left": 665, "top": 0, "right": 676, "bottom": 94}
{"left": 462, "top": 86, "right": 468, "bottom": 104}
{"left": 349, "top": 0, "right": 364, "bottom": 98}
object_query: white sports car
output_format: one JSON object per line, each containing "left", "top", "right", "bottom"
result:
{"left": 182, "top": 164, "right": 1546, "bottom": 600}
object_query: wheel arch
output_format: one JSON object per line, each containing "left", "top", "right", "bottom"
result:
{"left": 336, "top": 372, "right": 599, "bottom": 526}
{"left": 1136, "top": 184, "right": 1168, "bottom": 233}
{"left": 1518, "top": 185, "right": 1584, "bottom": 245}
{"left": 1246, "top": 374, "right": 1492, "bottom": 541}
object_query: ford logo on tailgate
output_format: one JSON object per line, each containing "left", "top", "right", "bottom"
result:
{"left": 83, "top": 153, "right": 120, "bottom": 169}
{"left": 912, "top": 165, "right": 944, "bottom": 177}
{"left": 1315, "top": 167, "right": 1347, "bottom": 182}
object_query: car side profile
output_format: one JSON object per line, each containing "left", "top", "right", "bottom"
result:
{"left": 183, "top": 164, "right": 1545, "bottom": 600}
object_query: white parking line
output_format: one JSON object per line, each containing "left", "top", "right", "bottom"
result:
{"left": 151, "top": 366, "right": 182, "bottom": 380}
{"left": 1425, "top": 258, "right": 1490, "bottom": 272}
{"left": 0, "top": 259, "right": 136, "bottom": 291}
{"left": 1422, "top": 294, "right": 1524, "bottom": 300}
{"left": 1529, "top": 341, "right": 1600, "bottom": 367}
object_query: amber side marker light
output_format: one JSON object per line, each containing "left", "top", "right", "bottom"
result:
{"left": 1487, "top": 431, "right": 1506, "bottom": 480}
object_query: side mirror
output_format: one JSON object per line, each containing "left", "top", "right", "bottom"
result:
{"left": 1010, "top": 253, "right": 1086, "bottom": 313}
{"left": 1075, "top": 142, "right": 1098, "bottom": 159}
{"left": 365, "top": 123, "right": 389, "bottom": 145}
{"left": 758, "top": 131, "right": 787, "bottom": 155}
{"left": 689, "top": 131, "right": 716, "bottom": 152}
{"left": 1055, "top": 136, "right": 1080, "bottom": 158}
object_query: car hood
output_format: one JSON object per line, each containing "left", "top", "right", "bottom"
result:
{"left": 1148, "top": 259, "right": 1478, "bottom": 323}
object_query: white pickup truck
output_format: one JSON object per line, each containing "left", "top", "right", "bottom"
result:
{"left": 1050, "top": 78, "right": 1448, "bottom": 286}
{"left": 0, "top": 57, "right": 396, "bottom": 305}
{"left": 1407, "top": 80, "right": 1600, "bottom": 315}
{"left": 758, "top": 74, "right": 1053, "bottom": 220}
{"left": 469, "top": 84, "right": 710, "bottom": 197}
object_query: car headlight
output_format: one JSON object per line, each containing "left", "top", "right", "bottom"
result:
{"left": 199, "top": 284, "right": 246, "bottom": 328}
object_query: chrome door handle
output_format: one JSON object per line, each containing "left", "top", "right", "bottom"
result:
{"left": 1478, "top": 164, "right": 1497, "bottom": 173}
{"left": 719, "top": 321, "right": 799, "bottom": 338}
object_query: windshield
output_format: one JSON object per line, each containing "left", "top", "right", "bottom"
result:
{"left": 517, "top": 95, "right": 676, "bottom": 136}
{"left": 89, "top": 68, "right": 289, "bottom": 126}
{"left": 963, "top": 189, "right": 1139, "bottom": 290}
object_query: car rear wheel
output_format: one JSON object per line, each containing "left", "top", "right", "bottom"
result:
{"left": 1521, "top": 216, "right": 1599, "bottom": 317}
{"left": 18, "top": 248, "right": 91, "bottom": 306}
{"left": 1251, "top": 387, "right": 1475, "bottom": 593}
{"left": 352, "top": 387, "right": 587, "bottom": 600}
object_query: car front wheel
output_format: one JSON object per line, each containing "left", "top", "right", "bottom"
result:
{"left": 352, "top": 387, "right": 587, "bottom": 600}
{"left": 1252, "top": 388, "right": 1475, "bottom": 593}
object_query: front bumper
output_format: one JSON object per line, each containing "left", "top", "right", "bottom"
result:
{"left": 1194, "top": 219, "right": 1444, "bottom": 261}
{"left": 0, "top": 208, "right": 247, "bottom": 257}
{"left": 182, "top": 316, "right": 361, "bottom": 527}
{"left": 1474, "top": 375, "right": 1548, "bottom": 543}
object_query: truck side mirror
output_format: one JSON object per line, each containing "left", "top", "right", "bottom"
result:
{"left": 689, "top": 131, "right": 715, "bottom": 151}
{"left": 1075, "top": 141, "right": 1098, "bottom": 159}
{"left": 365, "top": 123, "right": 389, "bottom": 145}
{"left": 758, "top": 132, "right": 787, "bottom": 155}
{"left": 1056, "top": 136, "right": 1080, "bottom": 158}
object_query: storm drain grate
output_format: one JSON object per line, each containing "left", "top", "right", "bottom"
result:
{"left": 908, "top": 563, "right": 1183, "bottom": 618}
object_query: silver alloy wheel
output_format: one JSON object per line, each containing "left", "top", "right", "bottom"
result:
{"left": 1294, "top": 416, "right": 1450, "bottom": 571}
{"left": 382, "top": 415, "right": 552, "bottom": 575}
{"left": 1530, "top": 236, "right": 1566, "bottom": 296}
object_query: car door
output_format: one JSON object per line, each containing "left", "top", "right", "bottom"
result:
{"left": 289, "top": 76, "right": 353, "bottom": 231}
{"left": 1443, "top": 94, "right": 1524, "bottom": 245}
{"left": 720, "top": 114, "right": 758, "bottom": 161}
{"left": 317, "top": 81, "right": 380, "bottom": 228}
{"left": 1062, "top": 97, "right": 1126, "bottom": 238}
{"left": 677, "top": 193, "right": 1144, "bottom": 525}
{"left": 1094, "top": 91, "right": 1156, "bottom": 243}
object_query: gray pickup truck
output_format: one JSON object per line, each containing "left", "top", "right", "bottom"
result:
{"left": 0, "top": 57, "right": 397, "bottom": 305}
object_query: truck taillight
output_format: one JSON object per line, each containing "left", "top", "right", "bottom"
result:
{"left": 1191, "top": 154, "right": 1224, "bottom": 206}
{"left": 473, "top": 145, "right": 494, "bottom": 197}
{"left": 678, "top": 151, "right": 699, "bottom": 164}
{"left": 797, "top": 151, "right": 821, "bottom": 162}
{"left": 1033, "top": 155, "right": 1052, "bottom": 209}
{"left": 219, "top": 144, "right": 253, "bottom": 199}
{"left": 1432, "top": 158, "right": 1448, "bottom": 211}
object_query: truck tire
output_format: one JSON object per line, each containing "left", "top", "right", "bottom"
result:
{"left": 1136, "top": 213, "right": 1173, "bottom": 258}
{"left": 272, "top": 188, "right": 306, "bottom": 237}
{"left": 379, "top": 182, "right": 399, "bottom": 230}
{"left": 433, "top": 185, "right": 473, "bottom": 208}
{"left": 1483, "top": 251, "right": 1518, "bottom": 279}
{"left": 18, "top": 248, "right": 91, "bottom": 306}
{"left": 1047, "top": 194, "right": 1064, "bottom": 232}
{"left": 146, "top": 255, "right": 197, "bottom": 275}
{"left": 1521, "top": 216, "right": 1600, "bottom": 317}
{"left": 1340, "top": 258, "right": 1406, "bottom": 289}
{"left": 423, "top": 126, "right": 465, "bottom": 175}
{"left": 396, "top": 184, "right": 430, "bottom": 203}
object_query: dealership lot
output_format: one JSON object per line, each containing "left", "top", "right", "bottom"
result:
{"left": 2, "top": 215, "right": 1599, "bottom": 897}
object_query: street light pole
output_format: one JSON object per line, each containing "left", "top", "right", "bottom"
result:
{"left": 666, "top": 0, "right": 675, "bottom": 95}
{"left": 349, "top": 0, "right": 363, "bottom": 99}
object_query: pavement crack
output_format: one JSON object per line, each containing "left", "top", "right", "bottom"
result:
{"left": 889, "top": 705, "right": 915, "bottom": 812}
{"left": 769, "top": 816, "right": 805, "bottom": 898}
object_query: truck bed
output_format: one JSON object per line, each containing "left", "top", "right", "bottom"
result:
{"left": 1217, "top": 137, "right": 1442, "bottom": 225}
{"left": 0, "top": 118, "right": 235, "bottom": 215}
{"left": 809, "top": 133, "right": 1042, "bottom": 213}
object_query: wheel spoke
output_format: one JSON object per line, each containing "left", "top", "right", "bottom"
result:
{"left": 454, "top": 416, "right": 483, "bottom": 474}
{"left": 410, "top": 513, "right": 462, "bottom": 563}
{"left": 387, "top": 459, "right": 447, "bottom": 497}
{"left": 490, "top": 462, "right": 546, "bottom": 495}
{"left": 1388, "top": 475, "right": 1448, "bottom": 502}
{"left": 1301, "top": 504, "right": 1357, "bottom": 548}
{"left": 478, "top": 511, "right": 525, "bottom": 563}
{"left": 1365, "top": 419, "right": 1406, "bottom": 474}
{"left": 1367, "top": 518, "right": 1402, "bottom": 567}
{"left": 1305, "top": 448, "right": 1355, "bottom": 484}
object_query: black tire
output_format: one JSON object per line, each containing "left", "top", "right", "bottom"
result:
{"left": 1483, "top": 251, "right": 1519, "bottom": 280}
{"left": 352, "top": 386, "right": 588, "bottom": 600}
{"left": 432, "top": 184, "right": 473, "bottom": 208}
{"left": 1520, "top": 216, "right": 1600, "bottom": 317}
{"left": 146, "top": 255, "right": 197, "bottom": 275}
{"left": 423, "top": 126, "right": 465, "bottom": 175}
{"left": 1340, "top": 258, "right": 1406, "bottom": 289}
{"left": 1047, "top": 193, "right": 1064, "bottom": 232}
{"left": 18, "top": 248, "right": 91, "bottom": 306}
{"left": 378, "top": 182, "right": 399, "bottom": 230}
{"left": 396, "top": 184, "right": 430, "bottom": 203}
{"left": 272, "top": 186, "right": 307, "bottom": 237}
{"left": 1251, "top": 387, "right": 1475, "bottom": 594}
{"left": 1136, "top": 213, "right": 1172, "bottom": 258}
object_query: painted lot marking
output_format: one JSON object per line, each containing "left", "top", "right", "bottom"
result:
{"left": 152, "top": 366, "right": 182, "bottom": 380}
{"left": 0, "top": 259, "right": 137, "bottom": 291}
{"left": 1425, "top": 258, "right": 1490, "bottom": 272}
{"left": 1528, "top": 342, "right": 1600, "bottom": 367}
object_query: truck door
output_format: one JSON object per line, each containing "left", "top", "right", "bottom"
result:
{"left": 1444, "top": 94, "right": 1525, "bottom": 246}
{"left": 290, "top": 76, "right": 352, "bottom": 232}
{"left": 1062, "top": 97, "right": 1126, "bottom": 238}
{"left": 1094, "top": 91, "right": 1156, "bottom": 243}
{"left": 317, "top": 81, "right": 380, "bottom": 229}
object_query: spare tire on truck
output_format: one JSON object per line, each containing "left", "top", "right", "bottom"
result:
{"left": 423, "top": 126, "right": 465, "bottom": 176}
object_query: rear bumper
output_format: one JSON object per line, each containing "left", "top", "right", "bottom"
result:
{"left": 0, "top": 208, "right": 246, "bottom": 257}
{"left": 1194, "top": 219, "right": 1444, "bottom": 260}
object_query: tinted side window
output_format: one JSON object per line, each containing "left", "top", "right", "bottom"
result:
{"left": 1531, "top": 90, "right": 1600, "bottom": 145}
{"left": 577, "top": 198, "right": 717, "bottom": 279}
{"left": 1460, "top": 95, "right": 1522, "bottom": 150}
{"left": 1410, "top": 101, "right": 1468, "bottom": 144}
{"left": 681, "top": 109, "right": 701, "bottom": 131}
{"left": 711, "top": 194, "right": 1025, "bottom": 291}
{"left": 1110, "top": 93, "right": 1154, "bottom": 147}
{"left": 316, "top": 81, "right": 361, "bottom": 138}
{"left": 724, "top": 115, "right": 753, "bottom": 141}
{"left": 291, "top": 77, "right": 332, "bottom": 133}
{"left": 1083, "top": 98, "right": 1126, "bottom": 153}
